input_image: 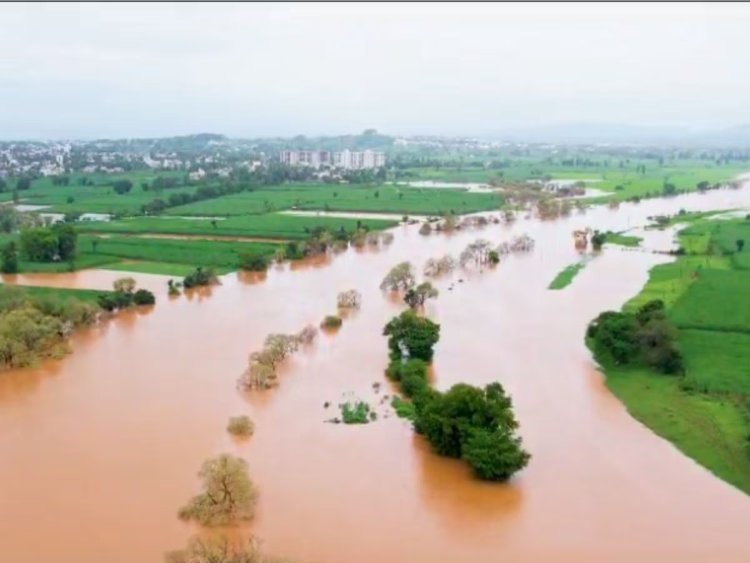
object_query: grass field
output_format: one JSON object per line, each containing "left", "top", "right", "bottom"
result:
{"left": 78, "top": 235, "right": 278, "bottom": 275}
{"left": 595, "top": 218, "right": 750, "bottom": 495}
{"left": 670, "top": 269, "right": 750, "bottom": 332}
{"left": 8, "top": 171, "right": 196, "bottom": 214}
{"left": 164, "top": 183, "right": 503, "bottom": 216}
{"left": 548, "top": 262, "right": 586, "bottom": 290}
{"left": 11, "top": 284, "right": 114, "bottom": 304}
{"left": 76, "top": 213, "right": 397, "bottom": 240}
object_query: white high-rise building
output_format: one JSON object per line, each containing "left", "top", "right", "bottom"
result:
{"left": 282, "top": 149, "right": 385, "bottom": 170}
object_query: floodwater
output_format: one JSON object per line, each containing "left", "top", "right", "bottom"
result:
{"left": 2, "top": 187, "right": 750, "bottom": 562}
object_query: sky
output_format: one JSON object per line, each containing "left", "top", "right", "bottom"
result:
{"left": 0, "top": 2, "right": 749, "bottom": 140}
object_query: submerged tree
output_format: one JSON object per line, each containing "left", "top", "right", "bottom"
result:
{"left": 178, "top": 454, "right": 258, "bottom": 526}
{"left": 404, "top": 282, "right": 439, "bottom": 309}
{"left": 459, "top": 239, "right": 493, "bottom": 267}
{"left": 337, "top": 289, "right": 362, "bottom": 309}
{"left": 380, "top": 261, "right": 416, "bottom": 292}
{"left": 424, "top": 254, "right": 457, "bottom": 277}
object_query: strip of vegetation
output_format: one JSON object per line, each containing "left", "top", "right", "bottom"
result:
{"left": 75, "top": 213, "right": 396, "bottom": 240}
{"left": 0, "top": 284, "right": 107, "bottom": 369}
{"left": 589, "top": 218, "right": 750, "bottom": 494}
{"left": 384, "top": 310, "right": 530, "bottom": 481}
{"left": 548, "top": 261, "right": 586, "bottom": 290}
{"left": 602, "top": 231, "right": 642, "bottom": 247}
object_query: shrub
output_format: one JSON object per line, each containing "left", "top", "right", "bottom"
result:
{"left": 133, "top": 289, "right": 156, "bottom": 306}
{"left": 1, "top": 241, "right": 18, "bottom": 274}
{"left": 227, "top": 415, "right": 254, "bottom": 438}
{"left": 183, "top": 266, "right": 216, "bottom": 288}
{"left": 240, "top": 253, "right": 269, "bottom": 272}
{"left": 340, "top": 401, "right": 372, "bottom": 424}
{"left": 320, "top": 315, "right": 342, "bottom": 330}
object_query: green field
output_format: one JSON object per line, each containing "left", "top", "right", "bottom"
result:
{"left": 596, "top": 218, "right": 750, "bottom": 495}
{"left": 670, "top": 269, "right": 750, "bottom": 332}
{"left": 8, "top": 284, "right": 113, "bottom": 304}
{"left": 76, "top": 213, "right": 396, "bottom": 240}
{"left": 164, "top": 183, "right": 502, "bottom": 216}
{"left": 8, "top": 171, "right": 195, "bottom": 214}
{"left": 78, "top": 235, "right": 278, "bottom": 275}
{"left": 548, "top": 261, "right": 586, "bottom": 290}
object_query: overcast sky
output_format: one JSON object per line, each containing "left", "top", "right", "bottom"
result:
{"left": 1, "top": 2, "right": 749, "bottom": 139}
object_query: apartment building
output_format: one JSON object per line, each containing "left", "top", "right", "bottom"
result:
{"left": 280, "top": 149, "right": 385, "bottom": 170}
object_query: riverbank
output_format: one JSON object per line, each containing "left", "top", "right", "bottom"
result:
{"left": 590, "top": 217, "right": 750, "bottom": 494}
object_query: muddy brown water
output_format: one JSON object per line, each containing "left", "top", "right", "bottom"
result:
{"left": 2, "top": 187, "right": 750, "bottom": 563}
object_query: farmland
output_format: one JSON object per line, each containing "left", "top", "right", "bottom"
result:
{"left": 163, "top": 183, "right": 502, "bottom": 216}
{"left": 76, "top": 214, "right": 397, "bottom": 240}
{"left": 7, "top": 171, "right": 194, "bottom": 214}
{"left": 595, "top": 217, "right": 750, "bottom": 494}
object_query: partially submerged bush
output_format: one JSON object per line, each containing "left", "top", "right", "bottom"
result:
{"left": 133, "top": 288, "right": 156, "bottom": 306}
{"left": 99, "top": 278, "right": 156, "bottom": 311}
{"left": 340, "top": 400, "right": 374, "bottom": 424}
{"left": 183, "top": 266, "right": 218, "bottom": 289}
{"left": 178, "top": 454, "right": 258, "bottom": 526}
{"left": 227, "top": 416, "right": 254, "bottom": 438}
{"left": 320, "top": 315, "right": 343, "bottom": 330}
{"left": 419, "top": 222, "right": 432, "bottom": 236}
{"left": 240, "top": 253, "right": 270, "bottom": 272}
{"left": 337, "top": 289, "right": 362, "bottom": 309}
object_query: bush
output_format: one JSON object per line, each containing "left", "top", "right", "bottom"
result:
{"left": 227, "top": 415, "right": 254, "bottom": 438}
{"left": 240, "top": 253, "right": 269, "bottom": 272}
{"left": 340, "top": 401, "right": 372, "bottom": 424}
{"left": 1, "top": 241, "right": 18, "bottom": 274}
{"left": 131, "top": 289, "right": 155, "bottom": 306}
{"left": 183, "top": 266, "right": 216, "bottom": 288}
{"left": 320, "top": 315, "right": 342, "bottom": 329}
